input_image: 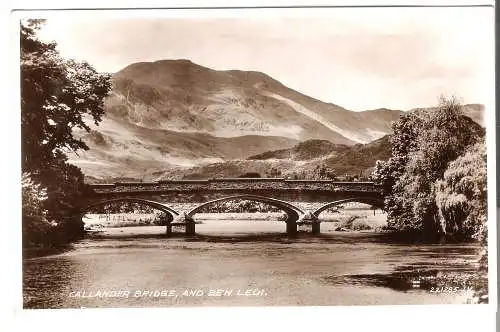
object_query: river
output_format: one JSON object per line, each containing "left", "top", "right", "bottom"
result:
{"left": 23, "top": 221, "right": 482, "bottom": 308}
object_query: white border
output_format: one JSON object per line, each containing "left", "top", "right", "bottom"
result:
{"left": 483, "top": 3, "right": 497, "bottom": 312}
{"left": 6, "top": 0, "right": 496, "bottom": 9}
{"left": 2, "top": 2, "right": 497, "bottom": 332}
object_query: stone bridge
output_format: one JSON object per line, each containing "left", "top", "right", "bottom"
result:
{"left": 82, "top": 178, "right": 384, "bottom": 235}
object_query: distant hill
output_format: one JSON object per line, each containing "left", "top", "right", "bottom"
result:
{"left": 247, "top": 135, "right": 391, "bottom": 179}
{"left": 248, "top": 139, "right": 350, "bottom": 161}
{"left": 317, "top": 135, "right": 392, "bottom": 176}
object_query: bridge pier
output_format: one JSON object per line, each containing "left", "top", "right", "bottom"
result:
{"left": 166, "top": 213, "right": 197, "bottom": 236}
{"left": 311, "top": 221, "right": 321, "bottom": 235}
{"left": 286, "top": 220, "right": 297, "bottom": 235}
{"left": 181, "top": 213, "right": 196, "bottom": 236}
{"left": 298, "top": 211, "right": 320, "bottom": 235}
{"left": 185, "top": 221, "right": 196, "bottom": 236}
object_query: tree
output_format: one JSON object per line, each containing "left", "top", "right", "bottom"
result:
{"left": 266, "top": 167, "right": 281, "bottom": 178}
{"left": 35, "top": 157, "right": 91, "bottom": 240}
{"left": 372, "top": 97, "right": 484, "bottom": 236}
{"left": 238, "top": 172, "right": 261, "bottom": 178}
{"left": 22, "top": 172, "right": 52, "bottom": 246}
{"left": 435, "top": 141, "right": 486, "bottom": 240}
{"left": 21, "top": 19, "right": 111, "bottom": 171}
{"left": 21, "top": 19, "right": 112, "bottom": 247}
{"left": 326, "top": 169, "right": 337, "bottom": 180}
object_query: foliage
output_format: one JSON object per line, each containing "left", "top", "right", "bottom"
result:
{"left": 316, "top": 165, "right": 337, "bottom": 180}
{"left": 22, "top": 173, "right": 47, "bottom": 219}
{"left": 21, "top": 19, "right": 112, "bottom": 247}
{"left": 372, "top": 97, "right": 485, "bottom": 237}
{"left": 89, "top": 202, "right": 156, "bottom": 214}
{"left": 435, "top": 141, "right": 487, "bottom": 241}
{"left": 21, "top": 19, "right": 112, "bottom": 170}
{"left": 199, "top": 200, "right": 282, "bottom": 213}
{"left": 238, "top": 172, "right": 262, "bottom": 178}
{"left": 265, "top": 167, "right": 282, "bottom": 177}
{"left": 22, "top": 172, "right": 53, "bottom": 246}
{"left": 286, "top": 164, "right": 338, "bottom": 180}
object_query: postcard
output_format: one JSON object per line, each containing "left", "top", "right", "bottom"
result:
{"left": 13, "top": 4, "right": 496, "bottom": 323}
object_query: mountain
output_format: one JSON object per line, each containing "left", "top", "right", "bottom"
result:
{"left": 68, "top": 59, "right": 484, "bottom": 182}
{"left": 71, "top": 59, "right": 405, "bottom": 180}
{"left": 109, "top": 60, "right": 350, "bottom": 144}
{"left": 107, "top": 59, "right": 405, "bottom": 143}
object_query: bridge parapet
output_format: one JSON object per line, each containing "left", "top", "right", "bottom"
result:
{"left": 89, "top": 179, "right": 382, "bottom": 195}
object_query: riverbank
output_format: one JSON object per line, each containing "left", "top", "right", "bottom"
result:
{"left": 84, "top": 215, "right": 388, "bottom": 238}
{"left": 22, "top": 243, "right": 75, "bottom": 259}
{"left": 83, "top": 211, "right": 388, "bottom": 231}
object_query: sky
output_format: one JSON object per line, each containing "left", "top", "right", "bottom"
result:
{"left": 35, "top": 7, "right": 494, "bottom": 111}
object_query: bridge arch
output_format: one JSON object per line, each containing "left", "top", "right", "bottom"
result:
{"left": 313, "top": 197, "right": 385, "bottom": 217}
{"left": 82, "top": 198, "right": 180, "bottom": 223}
{"left": 187, "top": 195, "right": 304, "bottom": 223}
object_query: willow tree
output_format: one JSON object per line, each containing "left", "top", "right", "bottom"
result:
{"left": 435, "top": 141, "right": 487, "bottom": 241}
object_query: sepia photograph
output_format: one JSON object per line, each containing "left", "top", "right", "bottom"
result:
{"left": 17, "top": 5, "right": 495, "bottom": 311}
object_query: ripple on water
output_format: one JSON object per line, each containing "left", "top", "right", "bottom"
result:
{"left": 322, "top": 266, "right": 479, "bottom": 294}
{"left": 22, "top": 229, "right": 484, "bottom": 308}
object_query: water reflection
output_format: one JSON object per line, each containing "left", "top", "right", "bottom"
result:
{"left": 323, "top": 268, "right": 477, "bottom": 292}
{"left": 23, "top": 257, "right": 79, "bottom": 309}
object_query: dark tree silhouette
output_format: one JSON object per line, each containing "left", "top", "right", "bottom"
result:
{"left": 21, "top": 19, "right": 112, "bottom": 247}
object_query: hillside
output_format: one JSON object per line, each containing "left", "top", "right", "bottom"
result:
{"left": 317, "top": 135, "right": 392, "bottom": 176}
{"left": 112, "top": 135, "right": 392, "bottom": 182}
{"left": 248, "top": 140, "right": 350, "bottom": 161}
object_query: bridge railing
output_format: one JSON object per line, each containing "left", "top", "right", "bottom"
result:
{"left": 209, "top": 178, "right": 287, "bottom": 182}
{"left": 87, "top": 179, "right": 381, "bottom": 196}
{"left": 100, "top": 179, "right": 378, "bottom": 186}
